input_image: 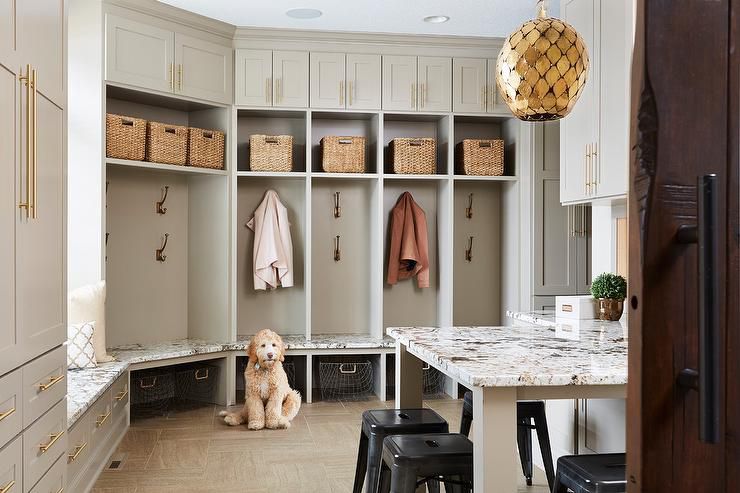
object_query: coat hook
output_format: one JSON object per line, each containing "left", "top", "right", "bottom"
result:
{"left": 466, "top": 193, "right": 473, "bottom": 219}
{"left": 156, "top": 233, "right": 170, "bottom": 262}
{"left": 334, "top": 191, "right": 341, "bottom": 218}
{"left": 105, "top": 233, "right": 109, "bottom": 262}
{"left": 156, "top": 186, "right": 169, "bottom": 215}
{"left": 465, "top": 236, "right": 474, "bottom": 262}
{"left": 334, "top": 235, "right": 341, "bottom": 262}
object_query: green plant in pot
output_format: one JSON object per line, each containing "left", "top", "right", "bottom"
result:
{"left": 590, "top": 273, "right": 627, "bottom": 321}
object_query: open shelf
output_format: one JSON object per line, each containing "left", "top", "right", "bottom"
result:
{"left": 107, "top": 158, "right": 227, "bottom": 176}
{"left": 453, "top": 175, "right": 517, "bottom": 182}
{"left": 237, "top": 109, "right": 307, "bottom": 172}
{"left": 312, "top": 172, "right": 379, "bottom": 180}
{"left": 453, "top": 114, "right": 519, "bottom": 178}
{"left": 237, "top": 171, "right": 307, "bottom": 178}
{"left": 106, "top": 83, "right": 228, "bottom": 111}
{"left": 383, "top": 174, "right": 449, "bottom": 181}
{"left": 311, "top": 111, "right": 380, "bottom": 175}
{"left": 383, "top": 113, "right": 450, "bottom": 176}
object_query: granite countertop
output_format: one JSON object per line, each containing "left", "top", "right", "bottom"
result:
{"left": 386, "top": 320, "right": 627, "bottom": 388}
{"left": 67, "top": 361, "right": 129, "bottom": 427}
{"left": 506, "top": 310, "right": 628, "bottom": 330}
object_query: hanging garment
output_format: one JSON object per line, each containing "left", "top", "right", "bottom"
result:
{"left": 246, "top": 190, "right": 294, "bottom": 290}
{"left": 387, "top": 191, "right": 430, "bottom": 288}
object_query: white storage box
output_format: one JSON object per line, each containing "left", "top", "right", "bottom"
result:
{"left": 555, "top": 295, "right": 597, "bottom": 320}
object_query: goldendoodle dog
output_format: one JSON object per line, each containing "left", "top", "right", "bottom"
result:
{"left": 219, "top": 329, "right": 301, "bottom": 429}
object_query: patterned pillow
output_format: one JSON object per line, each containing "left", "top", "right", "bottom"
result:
{"left": 68, "top": 321, "right": 98, "bottom": 369}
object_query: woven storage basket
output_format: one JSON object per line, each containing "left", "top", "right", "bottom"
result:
{"left": 391, "top": 138, "right": 436, "bottom": 174}
{"left": 146, "top": 121, "right": 188, "bottom": 165}
{"left": 188, "top": 127, "right": 225, "bottom": 169}
{"left": 106, "top": 114, "right": 146, "bottom": 161}
{"left": 249, "top": 134, "right": 293, "bottom": 172}
{"left": 321, "top": 136, "right": 366, "bottom": 173}
{"left": 457, "top": 139, "right": 505, "bottom": 176}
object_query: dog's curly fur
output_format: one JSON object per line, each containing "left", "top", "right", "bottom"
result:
{"left": 219, "top": 329, "right": 301, "bottom": 430}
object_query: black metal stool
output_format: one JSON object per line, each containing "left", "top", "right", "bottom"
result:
{"left": 377, "top": 433, "right": 473, "bottom": 493}
{"left": 353, "top": 409, "right": 449, "bottom": 493}
{"left": 552, "top": 453, "right": 627, "bottom": 493}
{"left": 460, "top": 391, "right": 555, "bottom": 489}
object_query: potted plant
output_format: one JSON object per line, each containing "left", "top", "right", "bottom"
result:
{"left": 590, "top": 273, "right": 627, "bottom": 321}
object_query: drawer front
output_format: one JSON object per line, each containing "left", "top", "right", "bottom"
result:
{"left": 0, "top": 369, "right": 22, "bottom": 449}
{"left": 22, "top": 347, "right": 66, "bottom": 428}
{"left": 0, "top": 436, "right": 22, "bottom": 493}
{"left": 23, "top": 399, "right": 67, "bottom": 492}
{"left": 110, "top": 372, "right": 129, "bottom": 414}
{"left": 29, "top": 453, "right": 65, "bottom": 493}
{"left": 65, "top": 411, "right": 92, "bottom": 484}
{"left": 89, "top": 390, "right": 112, "bottom": 445}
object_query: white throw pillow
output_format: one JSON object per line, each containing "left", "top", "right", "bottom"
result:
{"left": 68, "top": 281, "right": 115, "bottom": 362}
{"left": 67, "top": 321, "right": 98, "bottom": 369}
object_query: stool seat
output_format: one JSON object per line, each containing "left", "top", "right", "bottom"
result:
{"left": 553, "top": 453, "right": 627, "bottom": 493}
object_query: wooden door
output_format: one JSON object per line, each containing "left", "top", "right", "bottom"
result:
{"left": 382, "top": 55, "right": 417, "bottom": 111}
{"left": 175, "top": 34, "right": 232, "bottom": 104}
{"left": 17, "top": 91, "right": 64, "bottom": 363}
{"left": 234, "top": 49, "right": 272, "bottom": 107}
{"left": 0, "top": 0, "right": 16, "bottom": 72}
{"left": 105, "top": 14, "right": 174, "bottom": 94}
{"left": 452, "top": 57, "right": 487, "bottom": 113}
{"left": 310, "top": 52, "right": 345, "bottom": 109}
{"left": 346, "top": 53, "right": 381, "bottom": 110}
{"left": 418, "top": 56, "right": 451, "bottom": 112}
{"left": 627, "top": 0, "right": 739, "bottom": 491}
{"left": 272, "top": 51, "right": 308, "bottom": 108}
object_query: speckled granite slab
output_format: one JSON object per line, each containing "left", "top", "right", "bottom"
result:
{"left": 386, "top": 322, "right": 628, "bottom": 388}
{"left": 67, "top": 361, "right": 129, "bottom": 427}
{"left": 226, "top": 334, "right": 395, "bottom": 351}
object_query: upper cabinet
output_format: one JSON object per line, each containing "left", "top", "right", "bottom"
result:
{"left": 560, "top": 0, "right": 633, "bottom": 204}
{"left": 452, "top": 58, "right": 509, "bottom": 115}
{"left": 106, "top": 15, "right": 233, "bottom": 104}
{"left": 236, "top": 49, "right": 308, "bottom": 108}
{"left": 310, "top": 52, "right": 381, "bottom": 110}
{"left": 382, "top": 55, "right": 451, "bottom": 112}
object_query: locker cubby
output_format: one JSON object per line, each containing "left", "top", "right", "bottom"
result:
{"left": 453, "top": 115, "right": 519, "bottom": 178}
{"left": 236, "top": 176, "right": 307, "bottom": 336}
{"left": 383, "top": 113, "right": 451, "bottom": 176}
{"left": 237, "top": 109, "right": 307, "bottom": 172}
{"left": 310, "top": 111, "right": 380, "bottom": 174}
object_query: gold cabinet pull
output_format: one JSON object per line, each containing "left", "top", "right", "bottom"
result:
{"left": 410, "top": 82, "right": 415, "bottom": 109}
{"left": 96, "top": 410, "right": 111, "bottom": 427}
{"left": 481, "top": 85, "right": 486, "bottom": 110}
{"left": 169, "top": 63, "right": 174, "bottom": 91}
{"left": 0, "top": 480, "right": 15, "bottom": 493}
{"left": 265, "top": 78, "right": 271, "bottom": 104}
{"left": 55, "top": 488, "right": 63, "bottom": 493}
{"left": 18, "top": 64, "right": 31, "bottom": 215}
{"left": 39, "top": 430, "right": 64, "bottom": 453}
{"left": 38, "top": 374, "right": 64, "bottom": 392}
{"left": 277, "top": 78, "right": 282, "bottom": 103}
{"left": 0, "top": 407, "right": 16, "bottom": 422}
{"left": 348, "top": 80, "right": 353, "bottom": 106}
{"left": 114, "top": 389, "right": 128, "bottom": 401}
{"left": 31, "top": 67, "right": 37, "bottom": 219}
{"left": 177, "top": 64, "right": 183, "bottom": 91}
{"left": 68, "top": 441, "right": 88, "bottom": 462}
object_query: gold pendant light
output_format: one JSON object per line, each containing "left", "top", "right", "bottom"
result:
{"left": 495, "top": 0, "right": 590, "bottom": 121}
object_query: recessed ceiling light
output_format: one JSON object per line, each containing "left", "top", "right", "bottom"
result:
{"left": 286, "top": 8, "right": 323, "bottom": 20}
{"left": 423, "top": 15, "right": 450, "bottom": 24}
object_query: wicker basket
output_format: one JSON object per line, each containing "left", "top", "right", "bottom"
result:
{"left": 391, "top": 138, "right": 436, "bottom": 174}
{"left": 188, "top": 128, "right": 225, "bottom": 169}
{"left": 106, "top": 114, "right": 146, "bottom": 161}
{"left": 146, "top": 121, "right": 188, "bottom": 165}
{"left": 249, "top": 135, "right": 293, "bottom": 172}
{"left": 321, "top": 136, "right": 366, "bottom": 173}
{"left": 457, "top": 139, "right": 505, "bottom": 176}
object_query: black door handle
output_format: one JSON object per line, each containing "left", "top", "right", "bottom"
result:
{"left": 676, "top": 174, "right": 721, "bottom": 444}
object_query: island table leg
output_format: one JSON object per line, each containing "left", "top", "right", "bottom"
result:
{"left": 395, "top": 342, "right": 423, "bottom": 408}
{"left": 472, "top": 386, "right": 518, "bottom": 493}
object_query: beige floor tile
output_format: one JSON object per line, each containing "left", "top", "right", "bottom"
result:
{"left": 146, "top": 438, "right": 210, "bottom": 471}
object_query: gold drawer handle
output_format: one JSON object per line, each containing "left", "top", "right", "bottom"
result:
{"left": 194, "top": 369, "right": 209, "bottom": 381}
{"left": 115, "top": 389, "right": 128, "bottom": 401}
{"left": 0, "top": 480, "right": 15, "bottom": 493}
{"left": 0, "top": 407, "right": 16, "bottom": 422}
{"left": 68, "top": 442, "right": 88, "bottom": 462}
{"left": 96, "top": 410, "right": 111, "bottom": 427}
{"left": 39, "top": 430, "right": 64, "bottom": 453}
{"left": 38, "top": 374, "right": 64, "bottom": 392}
{"left": 56, "top": 488, "right": 63, "bottom": 493}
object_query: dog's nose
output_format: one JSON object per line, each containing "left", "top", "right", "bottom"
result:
{"left": 266, "top": 353, "right": 274, "bottom": 360}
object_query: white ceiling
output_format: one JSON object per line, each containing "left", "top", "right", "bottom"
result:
{"left": 156, "top": 0, "right": 560, "bottom": 38}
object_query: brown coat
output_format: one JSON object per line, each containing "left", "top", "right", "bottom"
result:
{"left": 387, "top": 192, "right": 430, "bottom": 288}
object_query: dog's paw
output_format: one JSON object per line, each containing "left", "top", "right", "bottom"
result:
{"left": 247, "top": 421, "right": 265, "bottom": 430}
{"left": 218, "top": 410, "right": 228, "bottom": 417}
{"left": 223, "top": 414, "right": 244, "bottom": 426}
{"left": 265, "top": 419, "right": 279, "bottom": 429}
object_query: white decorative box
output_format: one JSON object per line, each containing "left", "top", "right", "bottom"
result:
{"left": 555, "top": 295, "right": 597, "bottom": 320}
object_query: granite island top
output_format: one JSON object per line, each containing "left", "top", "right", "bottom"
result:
{"left": 506, "top": 310, "right": 629, "bottom": 330}
{"left": 386, "top": 318, "right": 627, "bottom": 388}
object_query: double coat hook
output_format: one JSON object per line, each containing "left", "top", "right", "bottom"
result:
{"left": 465, "top": 236, "right": 474, "bottom": 262}
{"left": 156, "top": 233, "right": 170, "bottom": 262}
{"left": 466, "top": 193, "right": 473, "bottom": 219}
{"left": 334, "top": 192, "right": 341, "bottom": 218}
{"left": 334, "top": 235, "right": 341, "bottom": 262}
{"left": 157, "top": 186, "right": 169, "bottom": 215}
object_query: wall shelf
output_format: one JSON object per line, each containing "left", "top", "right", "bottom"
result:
{"left": 237, "top": 171, "right": 307, "bottom": 178}
{"left": 107, "top": 158, "right": 228, "bottom": 176}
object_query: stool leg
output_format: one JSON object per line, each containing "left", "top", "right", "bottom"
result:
{"left": 552, "top": 472, "right": 567, "bottom": 493}
{"left": 390, "top": 466, "right": 418, "bottom": 493}
{"left": 426, "top": 478, "right": 440, "bottom": 493}
{"left": 378, "top": 462, "right": 392, "bottom": 493}
{"left": 365, "top": 434, "right": 384, "bottom": 493}
{"left": 517, "top": 417, "right": 533, "bottom": 486}
{"left": 460, "top": 409, "right": 473, "bottom": 437}
{"left": 534, "top": 407, "right": 556, "bottom": 490}
{"left": 353, "top": 430, "right": 369, "bottom": 493}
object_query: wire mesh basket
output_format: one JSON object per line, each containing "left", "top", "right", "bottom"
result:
{"left": 319, "top": 358, "right": 374, "bottom": 401}
{"left": 422, "top": 364, "right": 446, "bottom": 397}
{"left": 175, "top": 363, "right": 220, "bottom": 404}
{"left": 131, "top": 368, "right": 175, "bottom": 418}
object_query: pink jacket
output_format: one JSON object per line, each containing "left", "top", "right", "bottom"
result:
{"left": 387, "top": 192, "right": 430, "bottom": 288}
{"left": 247, "top": 190, "right": 294, "bottom": 290}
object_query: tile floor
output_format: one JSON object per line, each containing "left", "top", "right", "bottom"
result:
{"left": 92, "top": 398, "right": 550, "bottom": 493}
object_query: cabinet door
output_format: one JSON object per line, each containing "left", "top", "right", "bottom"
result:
{"left": 0, "top": 65, "right": 19, "bottom": 376}
{"left": 235, "top": 49, "right": 272, "bottom": 106}
{"left": 175, "top": 34, "right": 233, "bottom": 104}
{"left": 382, "top": 55, "right": 417, "bottom": 111}
{"left": 16, "top": 0, "right": 65, "bottom": 107}
{"left": 595, "top": 0, "right": 631, "bottom": 199}
{"left": 487, "top": 58, "right": 511, "bottom": 114}
{"left": 310, "top": 52, "right": 345, "bottom": 109}
{"left": 346, "top": 53, "right": 381, "bottom": 110}
{"left": 105, "top": 15, "right": 174, "bottom": 94}
{"left": 453, "top": 58, "right": 487, "bottom": 113}
{"left": 273, "top": 51, "right": 308, "bottom": 108}
{"left": 418, "top": 56, "right": 451, "bottom": 112}
{"left": 0, "top": 0, "right": 16, "bottom": 72}
{"left": 559, "top": 0, "right": 596, "bottom": 204}
{"left": 17, "top": 91, "right": 65, "bottom": 362}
